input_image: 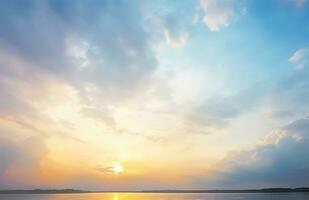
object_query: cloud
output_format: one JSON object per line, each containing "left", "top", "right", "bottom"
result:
{"left": 0, "top": 0, "right": 159, "bottom": 141}
{"left": 174, "top": 74, "right": 272, "bottom": 134}
{"left": 289, "top": 48, "right": 309, "bottom": 70}
{"left": 162, "top": 15, "right": 188, "bottom": 48}
{"left": 172, "top": 47, "right": 309, "bottom": 135}
{"left": 0, "top": 1, "right": 163, "bottom": 189}
{"left": 0, "top": 0, "right": 157, "bottom": 100}
{"left": 0, "top": 0, "right": 309, "bottom": 190}
{"left": 0, "top": 141, "right": 17, "bottom": 175}
{"left": 185, "top": 56, "right": 309, "bottom": 186}
{"left": 0, "top": 0, "right": 257, "bottom": 140}
{"left": 80, "top": 107, "right": 120, "bottom": 133}
{"left": 95, "top": 165, "right": 115, "bottom": 174}
{"left": 268, "top": 53, "right": 309, "bottom": 121}
{"left": 199, "top": 0, "right": 243, "bottom": 32}
{"left": 0, "top": 136, "right": 48, "bottom": 183}
{"left": 0, "top": 54, "right": 85, "bottom": 142}
{"left": 196, "top": 117, "right": 309, "bottom": 189}
{"left": 178, "top": 96, "right": 241, "bottom": 135}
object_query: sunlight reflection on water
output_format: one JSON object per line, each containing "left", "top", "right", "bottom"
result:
{"left": 0, "top": 193, "right": 309, "bottom": 200}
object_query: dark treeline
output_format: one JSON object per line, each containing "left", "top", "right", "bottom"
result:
{"left": 0, "top": 189, "right": 87, "bottom": 194}
{"left": 1, "top": 187, "right": 309, "bottom": 194}
{"left": 143, "top": 187, "right": 309, "bottom": 193}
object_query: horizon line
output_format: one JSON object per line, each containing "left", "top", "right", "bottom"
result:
{"left": 1, "top": 187, "right": 309, "bottom": 194}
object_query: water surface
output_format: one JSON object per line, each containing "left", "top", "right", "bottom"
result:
{"left": 0, "top": 193, "right": 309, "bottom": 200}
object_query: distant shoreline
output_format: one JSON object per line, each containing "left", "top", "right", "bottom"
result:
{"left": 1, "top": 188, "right": 309, "bottom": 194}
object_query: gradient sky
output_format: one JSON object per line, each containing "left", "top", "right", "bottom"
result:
{"left": 0, "top": 0, "right": 309, "bottom": 190}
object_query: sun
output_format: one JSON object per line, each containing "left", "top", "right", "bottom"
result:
{"left": 112, "top": 162, "right": 124, "bottom": 174}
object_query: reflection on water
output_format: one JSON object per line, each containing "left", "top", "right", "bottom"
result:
{"left": 0, "top": 193, "right": 309, "bottom": 200}
{"left": 113, "top": 193, "right": 119, "bottom": 200}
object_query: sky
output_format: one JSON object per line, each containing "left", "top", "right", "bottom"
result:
{"left": 0, "top": 0, "right": 309, "bottom": 190}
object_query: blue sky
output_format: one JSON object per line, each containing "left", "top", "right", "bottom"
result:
{"left": 0, "top": 0, "right": 309, "bottom": 190}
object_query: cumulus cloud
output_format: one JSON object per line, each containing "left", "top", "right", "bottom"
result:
{"left": 289, "top": 48, "right": 309, "bottom": 70}
{"left": 199, "top": 0, "right": 244, "bottom": 32}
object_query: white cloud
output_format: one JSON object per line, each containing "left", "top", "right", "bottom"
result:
{"left": 199, "top": 0, "right": 240, "bottom": 32}
{"left": 161, "top": 15, "right": 188, "bottom": 48}
{"left": 289, "top": 48, "right": 309, "bottom": 70}
{"left": 66, "top": 37, "right": 91, "bottom": 69}
{"left": 164, "top": 29, "right": 188, "bottom": 48}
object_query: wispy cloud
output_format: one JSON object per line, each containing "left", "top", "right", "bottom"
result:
{"left": 0, "top": 0, "right": 309, "bottom": 190}
{"left": 289, "top": 48, "right": 309, "bottom": 70}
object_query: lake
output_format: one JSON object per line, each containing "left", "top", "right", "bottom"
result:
{"left": 0, "top": 193, "right": 309, "bottom": 200}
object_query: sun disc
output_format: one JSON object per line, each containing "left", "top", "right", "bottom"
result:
{"left": 112, "top": 163, "right": 123, "bottom": 174}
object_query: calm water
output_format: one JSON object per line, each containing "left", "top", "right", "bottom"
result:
{"left": 0, "top": 193, "right": 309, "bottom": 200}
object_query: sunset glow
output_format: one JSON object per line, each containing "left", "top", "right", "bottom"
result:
{"left": 0, "top": 0, "right": 309, "bottom": 191}
{"left": 112, "top": 163, "right": 124, "bottom": 175}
